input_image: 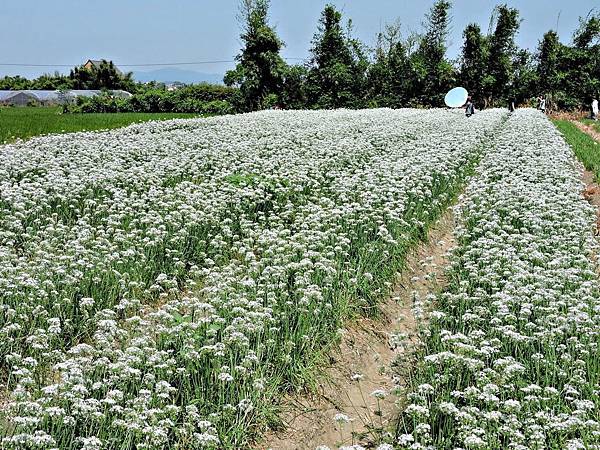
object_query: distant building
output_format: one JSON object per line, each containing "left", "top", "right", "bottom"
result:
{"left": 166, "top": 82, "right": 186, "bottom": 91}
{"left": 0, "top": 90, "right": 132, "bottom": 106}
{"left": 0, "top": 91, "right": 37, "bottom": 106}
{"left": 82, "top": 59, "right": 123, "bottom": 75}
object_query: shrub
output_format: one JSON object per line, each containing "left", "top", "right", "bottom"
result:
{"left": 64, "top": 84, "right": 238, "bottom": 115}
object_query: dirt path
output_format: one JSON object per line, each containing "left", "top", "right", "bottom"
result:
{"left": 572, "top": 120, "right": 600, "bottom": 143}
{"left": 581, "top": 168, "right": 600, "bottom": 242}
{"left": 583, "top": 170, "right": 600, "bottom": 208}
{"left": 261, "top": 210, "right": 457, "bottom": 450}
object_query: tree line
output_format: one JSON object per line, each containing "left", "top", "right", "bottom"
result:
{"left": 226, "top": 0, "right": 600, "bottom": 112}
{"left": 0, "top": 60, "right": 136, "bottom": 92}
{"left": 2, "top": 1, "right": 599, "bottom": 113}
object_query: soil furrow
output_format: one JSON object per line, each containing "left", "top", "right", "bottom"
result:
{"left": 261, "top": 209, "right": 457, "bottom": 450}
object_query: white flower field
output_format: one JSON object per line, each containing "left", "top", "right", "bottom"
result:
{"left": 398, "top": 111, "right": 600, "bottom": 449}
{"left": 0, "top": 108, "right": 598, "bottom": 449}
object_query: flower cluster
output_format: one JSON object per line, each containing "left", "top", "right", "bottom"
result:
{"left": 398, "top": 110, "right": 600, "bottom": 449}
{"left": 0, "top": 108, "right": 504, "bottom": 448}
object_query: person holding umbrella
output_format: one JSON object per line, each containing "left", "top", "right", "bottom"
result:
{"left": 465, "top": 96, "right": 475, "bottom": 117}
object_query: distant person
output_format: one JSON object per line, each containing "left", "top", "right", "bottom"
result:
{"left": 537, "top": 96, "right": 546, "bottom": 114}
{"left": 592, "top": 97, "right": 599, "bottom": 120}
{"left": 509, "top": 98, "right": 515, "bottom": 113}
{"left": 465, "top": 97, "right": 475, "bottom": 117}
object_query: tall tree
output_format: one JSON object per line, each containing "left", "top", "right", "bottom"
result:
{"left": 537, "top": 30, "right": 561, "bottom": 96}
{"left": 573, "top": 13, "right": 600, "bottom": 49}
{"left": 224, "top": 0, "right": 287, "bottom": 111}
{"left": 413, "top": 0, "right": 455, "bottom": 106}
{"left": 280, "top": 65, "right": 309, "bottom": 109}
{"left": 570, "top": 13, "right": 600, "bottom": 103}
{"left": 510, "top": 49, "right": 538, "bottom": 105}
{"left": 484, "top": 5, "right": 520, "bottom": 105}
{"left": 459, "top": 24, "right": 487, "bottom": 103}
{"left": 306, "top": 4, "right": 367, "bottom": 108}
{"left": 367, "top": 21, "right": 414, "bottom": 107}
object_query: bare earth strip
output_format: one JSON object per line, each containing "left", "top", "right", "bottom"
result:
{"left": 572, "top": 120, "right": 600, "bottom": 143}
{"left": 260, "top": 209, "right": 457, "bottom": 450}
{"left": 582, "top": 169, "right": 600, "bottom": 210}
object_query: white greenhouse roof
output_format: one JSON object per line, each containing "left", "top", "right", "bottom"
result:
{"left": 0, "top": 89, "right": 132, "bottom": 102}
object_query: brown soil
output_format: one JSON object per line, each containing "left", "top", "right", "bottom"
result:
{"left": 581, "top": 168, "right": 600, "bottom": 240}
{"left": 550, "top": 111, "right": 587, "bottom": 121}
{"left": 260, "top": 210, "right": 457, "bottom": 450}
{"left": 572, "top": 120, "right": 600, "bottom": 144}
{"left": 583, "top": 170, "right": 600, "bottom": 209}
{"left": 549, "top": 110, "right": 600, "bottom": 143}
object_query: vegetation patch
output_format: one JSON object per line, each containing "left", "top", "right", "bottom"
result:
{"left": 553, "top": 119, "right": 600, "bottom": 180}
{"left": 0, "top": 107, "right": 200, "bottom": 144}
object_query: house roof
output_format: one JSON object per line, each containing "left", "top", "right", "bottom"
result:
{"left": 84, "top": 59, "right": 123, "bottom": 75}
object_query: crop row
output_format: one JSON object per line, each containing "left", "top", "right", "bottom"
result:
{"left": 0, "top": 109, "right": 506, "bottom": 449}
{"left": 398, "top": 109, "right": 600, "bottom": 449}
{"left": 1, "top": 109, "right": 440, "bottom": 368}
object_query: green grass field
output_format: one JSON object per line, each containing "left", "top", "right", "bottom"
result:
{"left": 553, "top": 119, "right": 600, "bottom": 180}
{"left": 0, "top": 107, "right": 200, "bottom": 144}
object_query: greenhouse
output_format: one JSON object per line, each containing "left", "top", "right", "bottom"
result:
{"left": 0, "top": 89, "right": 132, "bottom": 106}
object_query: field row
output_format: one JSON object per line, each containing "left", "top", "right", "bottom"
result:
{"left": 398, "top": 110, "right": 600, "bottom": 449}
{"left": 0, "top": 107, "right": 201, "bottom": 144}
{"left": 0, "top": 109, "right": 505, "bottom": 448}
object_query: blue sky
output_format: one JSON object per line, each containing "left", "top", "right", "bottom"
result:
{"left": 1, "top": 0, "right": 597, "bottom": 79}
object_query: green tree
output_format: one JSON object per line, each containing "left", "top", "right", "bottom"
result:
{"left": 510, "top": 49, "right": 538, "bottom": 105}
{"left": 70, "top": 60, "right": 133, "bottom": 90}
{"left": 30, "top": 72, "right": 73, "bottom": 90}
{"left": 570, "top": 13, "right": 600, "bottom": 104}
{"left": 412, "top": 0, "right": 455, "bottom": 106}
{"left": 537, "top": 30, "right": 561, "bottom": 97}
{"left": 367, "top": 21, "right": 415, "bottom": 107}
{"left": 459, "top": 23, "right": 487, "bottom": 103}
{"left": 224, "top": 0, "right": 286, "bottom": 111}
{"left": 573, "top": 13, "right": 600, "bottom": 48}
{"left": 0, "top": 76, "right": 31, "bottom": 90}
{"left": 280, "top": 65, "right": 309, "bottom": 109}
{"left": 95, "top": 61, "right": 133, "bottom": 90}
{"left": 484, "top": 5, "right": 520, "bottom": 105}
{"left": 306, "top": 4, "right": 367, "bottom": 108}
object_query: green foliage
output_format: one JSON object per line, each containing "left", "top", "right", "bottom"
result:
{"left": 0, "top": 75, "right": 32, "bottom": 90}
{"left": 306, "top": 4, "right": 368, "bottom": 109}
{"left": 484, "top": 5, "right": 520, "bottom": 105}
{"left": 0, "top": 106, "right": 198, "bottom": 143}
{"left": 225, "top": 0, "right": 287, "bottom": 111}
{"left": 510, "top": 49, "right": 538, "bottom": 105}
{"left": 367, "top": 22, "right": 416, "bottom": 108}
{"left": 413, "top": 0, "right": 454, "bottom": 106}
{"left": 553, "top": 119, "right": 600, "bottom": 180}
{"left": 2, "top": 5, "right": 598, "bottom": 112}
{"left": 65, "top": 84, "right": 236, "bottom": 114}
{"left": 279, "top": 65, "right": 309, "bottom": 109}
{"left": 537, "top": 31, "right": 561, "bottom": 95}
{"left": 535, "top": 12, "right": 600, "bottom": 110}
{"left": 573, "top": 14, "right": 600, "bottom": 48}
{"left": 69, "top": 60, "right": 134, "bottom": 91}
{"left": 460, "top": 24, "right": 488, "bottom": 103}
{"left": 1, "top": 60, "right": 133, "bottom": 92}
{"left": 0, "top": 73, "right": 73, "bottom": 90}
